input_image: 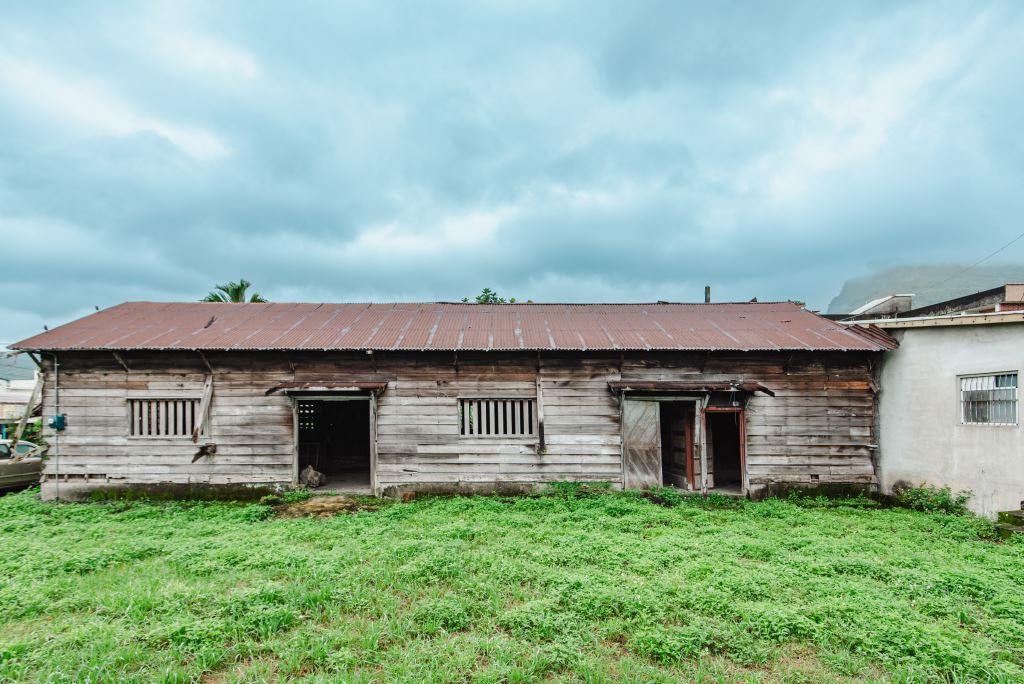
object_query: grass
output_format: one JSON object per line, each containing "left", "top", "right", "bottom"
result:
{"left": 0, "top": 486, "right": 1021, "bottom": 683}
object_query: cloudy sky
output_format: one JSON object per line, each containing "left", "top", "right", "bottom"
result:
{"left": 2, "top": 0, "right": 1023, "bottom": 344}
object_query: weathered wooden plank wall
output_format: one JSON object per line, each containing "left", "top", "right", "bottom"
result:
{"left": 37, "top": 350, "right": 878, "bottom": 496}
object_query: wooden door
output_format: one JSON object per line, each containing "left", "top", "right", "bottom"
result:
{"left": 622, "top": 399, "right": 662, "bottom": 489}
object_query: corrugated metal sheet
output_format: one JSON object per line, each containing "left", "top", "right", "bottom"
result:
{"left": 12, "top": 301, "right": 896, "bottom": 352}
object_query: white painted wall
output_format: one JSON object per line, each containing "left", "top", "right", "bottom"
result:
{"left": 877, "top": 323, "right": 1024, "bottom": 517}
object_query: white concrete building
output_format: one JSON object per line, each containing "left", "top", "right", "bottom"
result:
{"left": 862, "top": 310, "right": 1023, "bottom": 517}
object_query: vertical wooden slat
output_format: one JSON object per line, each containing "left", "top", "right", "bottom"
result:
{"left": 511, "top": 401, "right": 519, "bottom": 436}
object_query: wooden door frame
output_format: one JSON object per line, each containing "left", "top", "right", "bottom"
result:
{"left": 701, "top": 406, "right": 747, "bottom": 495}
{"left": 618, "top": 395, "right": 703, "bottom": 490}
{"left": 291, "top": 393, "right": 377, "bottom": 493}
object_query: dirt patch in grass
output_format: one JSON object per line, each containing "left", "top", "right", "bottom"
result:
{"left": 274, "top": 496, "right": 378, "bottom": 519}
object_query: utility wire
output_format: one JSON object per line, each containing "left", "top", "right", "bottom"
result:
{"left": 915, "top": 228, "right": 1024, "bottom": 297}
{"left": 838, "top": 228, "right": 1024, "bottom": 322}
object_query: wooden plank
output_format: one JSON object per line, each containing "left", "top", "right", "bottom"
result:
{"left": 621, "top": 398, "right": 660, "bottom": 489}
{"left": 10, "top": 373, "right": 43, "bottom": 448}
{"left": 191, "top": 375, "right": 214, "bottom": 443}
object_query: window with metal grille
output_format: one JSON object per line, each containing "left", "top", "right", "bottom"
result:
{"left": 459, "top": 398, "right": 537, "bottom": 437}
{"left": 960, "top": 373, "right": 1018, "bottom": 425}
{"left": 129, "top": 398, "right": 201, "bottom": 437}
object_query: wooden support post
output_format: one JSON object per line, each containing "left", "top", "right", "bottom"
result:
{"left": 370, "top": 390, "right": 379, "bottom": 494}
{"left": 697, "top": 397, "right": 709, "bottom": 496}
{"left": 10, "top": 373, "right": 43, "bottom": 455}
{"left": 191, "top": 374, "right": 214, "bottom": 443}
{"left": 197, "top": 351, "right": 213, "bottom": 374}
{"left": 112, "top": 352, "right": 130, "bottom": 372}
{"left": 535, "top": 372, "right": 546, "bottom": 454}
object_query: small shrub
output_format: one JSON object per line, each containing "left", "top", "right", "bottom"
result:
{"left": 410, "top": 597, "right": 472, "bottom": 634}
{"left": 232, "top": 504, "right": 274, "bottom": 522}
{"left": 786, "top": 490, "right": 878, "bottom": 509}
{"left": 545, "top": 481, "right": 613, "bottom": 499}
{"left": 641, "top": 487, "right": 687, "bottom": 507}
{"left": 280, "top": 489, "right": 315, "bottom": 504}
{"left": 704, "top": 492, "right": 745, "bottom": 509}
{"left": 629, "top": 624, "right": 725, "bottom": 663}
{"left": 500, "top": 600, "right": 580, "bottom": 641}
{"left": 895, "top": 485, "right": 972, "bottom": 515}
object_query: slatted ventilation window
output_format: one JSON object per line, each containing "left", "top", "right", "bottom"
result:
{"left": 459, "top": 398, "right": 537, "bottom": 438}
{"left": 961, "top": 373, "right": 1018, "bottom": 425}
{"left": 129, "top": 398, "right": 201, "bottom": 437}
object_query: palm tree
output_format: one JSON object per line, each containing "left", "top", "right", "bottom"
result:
{"left": 202, "top": 279, "right": 268, "bottom": 303}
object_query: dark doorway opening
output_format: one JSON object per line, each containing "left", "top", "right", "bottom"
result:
{"left": 660, "top": 402, "right": 693, "bottom": 489}
{"left": 297, "top": 399, "right": 371, "bottom": 491}
{"left": 706, "top": 411, "right": 742, "bottom": 491}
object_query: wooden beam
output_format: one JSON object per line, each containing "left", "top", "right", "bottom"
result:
{"left": 535, "top": 374, "right": 546, "bottom": 454}
{"left": 112, "top": 351, "right": 130, "bottom": 372}
{"left": 197, "top": 351, "right": 213, "bottom": 374}
{"left": 191, "top": 374, "right": 214, "bottom": 444}
{"left": 698, "top": 397, "right": 708, "bottom": 496}
{"left": 10, "top": 373, "right": 43, "bottom": 452}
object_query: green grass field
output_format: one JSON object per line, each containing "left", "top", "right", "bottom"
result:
{"left": 1, "top": 486, "right": 1021, "bottom": 683}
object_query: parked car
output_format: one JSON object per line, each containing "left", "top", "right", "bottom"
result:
{"left": 0, "top": 439, "right": 43, "bottom": 491}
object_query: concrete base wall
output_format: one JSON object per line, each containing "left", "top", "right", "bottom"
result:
{"left": 40, "top": 480, "right": 287, "bottom": 502}
{"left": 877, "top": 325, "right": 1024, "bottom": 518}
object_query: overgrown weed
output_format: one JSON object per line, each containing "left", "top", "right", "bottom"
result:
{"left": 0, "top": 486, "right": 1020, "bottom": 682}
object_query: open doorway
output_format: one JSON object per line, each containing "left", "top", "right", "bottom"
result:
{"left": 706, "top": 410, "right": 743, "bottom": 493}
{"left": 659, "top": 402, "right": 693, "bottom": 489}
{"left": 297, "top": 399, "right": 371, "bottom": 491}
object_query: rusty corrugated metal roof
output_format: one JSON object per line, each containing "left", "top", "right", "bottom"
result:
{"left": 11, "top": 301, "right": 896, "bottom": 352}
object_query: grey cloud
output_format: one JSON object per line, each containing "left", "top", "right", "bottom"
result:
{"left": 1, "top": 0, "right": 1023, "bottom": 343}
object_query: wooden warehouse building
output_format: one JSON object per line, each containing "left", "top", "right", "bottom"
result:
{"left": 12, "top": 301, "right": 896, "bottom": 500}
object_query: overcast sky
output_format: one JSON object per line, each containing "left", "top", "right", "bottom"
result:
{"left": 2, "top": 0, "right": 1023, "bottom": 344}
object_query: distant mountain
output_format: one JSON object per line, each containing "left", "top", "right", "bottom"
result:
{"left": 827, "top": 263, "right": 1024, "bottom": 314}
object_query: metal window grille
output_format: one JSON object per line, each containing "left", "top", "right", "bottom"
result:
{"left": 298, "top": 401, "right": 319, "bottom": 431}
{"left": 459, "top": 398, "right": 537, "bottom": 437}
{"left": 129, "top": 398, "right": 201, "bottom": 437}
{"left": 960, "top": 373, "right": 1018, "bottom": 425}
